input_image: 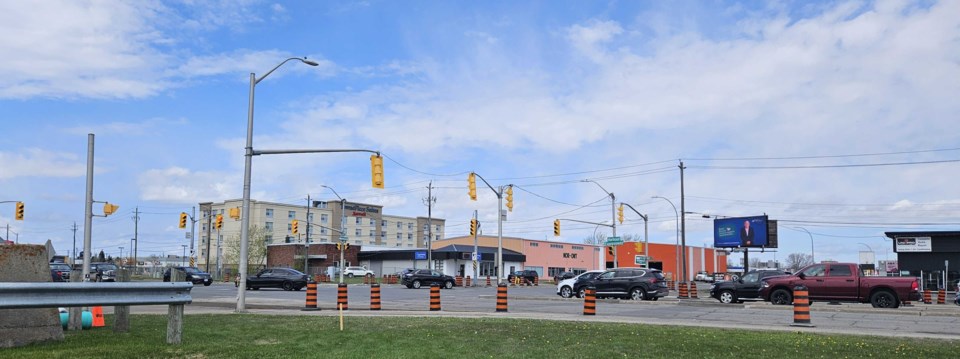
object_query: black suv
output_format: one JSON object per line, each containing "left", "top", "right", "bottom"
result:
{"left": 163, "top": 266, "right": 213, "bottom": 286}
{"left": 401, "top": 269, "right": 455, "bottom": 289}
{"left": 89, "top": 262, "right": 118, "bottom": 282}
{"left": 709, "top": 270, "right": 789, "bottom": 304}
{"left": 507, "top": 270, "right": 539, "bottom": 284}
{"left": 581, "top": 268, "right": 668, "bottom": 301}
{"left": 571, "top": 271, "right": 605, "bottom": 298}
{"left": 245, "top": 268, "right": 310, "bottom": 291}
{"left": 553, "top": 271, "right": 576, "bottom": 283}
{"left": 50, "top": 263, "right": 71, "bottom": 282}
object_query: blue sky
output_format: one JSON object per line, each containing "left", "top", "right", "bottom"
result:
{"left": 1, "top": 0, "right": 958, "bottom": 266}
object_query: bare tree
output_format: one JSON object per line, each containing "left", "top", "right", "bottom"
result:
{"left": 226, "top": 225, "right": 268, "bottom": 273}
{"left": 583, "top": 232, "right": 606, "bottom": 245}
{"left": 784, "top": 253, "right": 814, "bottom": 272}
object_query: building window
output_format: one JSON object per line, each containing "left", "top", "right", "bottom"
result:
{"left": 354, "top": 240, "right": 361, "bottom": 245}
{"left": 480, "top": 262, "right": 496, "bottom": 276}
{"left": 397, "top": 222, "right": 402, "bottom": 229}
{"left": 530, "top": 242, "right": 539, "bottom": 247}
{"left": 265, "top": 222, "right": 274, "bottom": 231}
{"left": 382, "top": 220, "right": 388, "bottom": 228}
{"left": 202, "top": 224, "right": 208, "bottom": 231}
{"left": 316, "top": 201, "right": 327, "bottom": 209}
{"left": 423, "top": 224, "right": 429, "bottom": 231}
{"left": 307, "top": 213, "right": 314, "bottom": 222}
{"left": 436, "top": 225, "right": 441, "bottom": 232}
{"left": 407, "top": 233, "right": 413, "bottom": 240}
{"left": 320, "top": 228, "right": 327, "bottom": 234}
{"left": 396, "top": 243, "right": 402, "bottom": 247}
{"left": 550, "top": 244, "right": 564, "bottom": 249}
{"left": 265, "top": 209, "right": 274, "bottom": 218}
{"left": 355, "top": 217, "right": 361, "bottom": 225}
{"left": 288, "top": 211, "right": 296, "bottom": 219}
{"left": 321, "top": 214, "right": 328, "bottom": 223}
{"left": 397, "top": 233, "right": 402, "bottom": 240}
{"left": 355, "top": 228, "right": 362, "bottom": 236}
{"left": 287, "top": 223, "right": 292, "bottom": 232}
{"left": 572, "top": 246, "right": 584, "bottom": 250}
{"left": 369, "top": 218, "right": 375, "bottom": 226}
{"left": 407, "top": 243, "right": 414, "bottom": 247}
{"left": 548, "top": 267, "right": 565, "bottom": 278}
{"left": 408, "top": 223, "right": 414, "bottom": 230}
{"left": 369, "top": 230, "right": 375, "bottom": 237}
{"left": 265, "top": 235, "right": 273, "bottom": 243}
{"left": 381, "top": 232, "right": 386, "bottom": 238}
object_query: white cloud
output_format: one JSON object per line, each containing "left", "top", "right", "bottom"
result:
{"left": 0, "top": 149, "right": 85, "bottom": 179}
{"left": 138, "top": 167, "right": 236, "bottom": 203}
{"left": 172, "top": 50, "right": 337, "bottom": 80}
{"left": 566, "top": 20, "right": 624, "bottom": 62}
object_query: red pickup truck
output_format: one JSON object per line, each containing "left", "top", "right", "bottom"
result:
{"left": 760, "top": 262, "right": 920, "bottom": 308}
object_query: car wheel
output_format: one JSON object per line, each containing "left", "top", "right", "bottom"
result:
{"left": 282, "top": 281, "right": 294, "bottom": 291}
{"left": 770, "top": 289, "right": 792, "bottom": 305}
{"left": 578, "top": 288, "right": 587, "bottom": 298}
{"left": 347, "top": 273, "right": 355, "bottom": 278}
{"left": 870, "top": 290, "right": 898, "bottom": 308}
{"left": 560, "top": 286, "right": 573, "bottom": 298}
{"left": 413, "top": 280, "right": 422, "bottom": 289}
{"left": 445, "top": 281, "right": 454, "bottom": 289}
{"left": 630, "top": 288, "right": 647, "bottom": 301}
{"left": 204, "top": 282, "right": 212, "bottom": 287}
{"left": 406, "top": 284, "right": 413, "bottom": 289}
{"left": 651, "top": 297, "right": 659, "bottom": 301}
{"left": 294, "top": 286, "right": 303, "bottom": 291}
{"left": 719, "top": 290, "right": 737, "bottom": 304}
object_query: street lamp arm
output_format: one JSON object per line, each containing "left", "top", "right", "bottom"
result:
{"left": 471, "top": 172, "right": 505, "bottom": 198}
{"left": 255, "top": 57, "right": 319, "bottom": 85}
{"left": 558, "top": 218, "right": 613, "bottom": 227}
{"left": 321, "top": 185, "right": 344, "bottom": 201}
{"left": 620, "top": 202, "right": 647, "bottom": 221}
{"left": 254, "top": 149, "right": 380, "bottom": 156}
{"left": 581, "top": 179, "right": 612, "bottom": 198}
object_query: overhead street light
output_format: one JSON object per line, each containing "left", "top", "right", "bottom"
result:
{"left": 322, "top": 185, "right": 349, "bottom": 284}
{"left": 582, "top": 180, "right": 616, "bottom": 268}
{"left": 652, "top": 196, "right": 680, "bottom": 282}
{"left": 238, "top": 57, "right": 319, "bottom": 313}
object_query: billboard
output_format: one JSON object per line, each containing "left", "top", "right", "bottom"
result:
{"left": 894, "top": 237, "right": 931, "bottom": 252}
{"left": 713, "top": 215, "right": 770, "bottom": 248}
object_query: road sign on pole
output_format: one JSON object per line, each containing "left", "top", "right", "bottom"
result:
{"left": 604, "top": 236, "right": 623, "bottom": 246}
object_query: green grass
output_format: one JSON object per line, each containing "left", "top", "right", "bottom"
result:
{"left": 6, "top": 314, "right": 959, "bottom": 358}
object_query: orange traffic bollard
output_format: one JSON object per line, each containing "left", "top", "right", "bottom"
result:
{"left": 790, "top": 285, "right": 814, "bottom": 327}
{"left": 938, "top": 290, "right": 946, "bottom": 305}
{"left": 466, "top": 276, "right": 472, "bottom": 287}
{"left": 534, "top": 276, "right": 539, "bottom": 286}
{"left": 923, "top": 289, "right": 932, "bottom": 304}
{"left": 678, "top": 281, "right": 689, "bottom": 299}
{"left": 583, "top": 287, "right": 596, "bottom": 316}
{"left": 91, "top": 306, "right": 105, "bottom": 327}
{"left": 337, "top": 283, "right": 348, "bottom": 311}
{"left": 370, "top": 283, "right": 381, "bottom": 311}
{"left": 455, "top": 276, "right": 463, "bottom": 287}
{"left": 303, "top": 282, "right": 319, "bottom": 311}
{"left": 496, "top": 283, "right": 508, "bottom": 312}
{"left": 486, "top": 276, "right": 492, "bottom": 287}
{"left": 689, "top": 281, "right": 699, "bottom": 299}
{"left": 430, "top": 285, "right": 441, "bottom": 311}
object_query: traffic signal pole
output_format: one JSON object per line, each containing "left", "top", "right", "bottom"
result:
{"left": 468, "top": 173, "right": 511, "bottom": 284}
{"left": 620, "top": 202, "right": 649, "bottom": 268}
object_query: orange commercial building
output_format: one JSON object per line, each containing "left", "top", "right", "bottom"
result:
{"left": 436, "top": 236, "right": 727, "bottom": 281}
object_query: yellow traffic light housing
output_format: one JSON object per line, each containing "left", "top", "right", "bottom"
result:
{"left": 215, "top": 214, "right": 223, "bottom": 230}
{"left": 292, "top": 219, "right": 299, "bottom": 235}
{"left": 103, "top": 203, "right": 119, "bottom": 216}
{"left": 617, "top": 205, "right": 624, "bottom": 224}
{"left": 14, "top": 201, "right": 24, "bottom": 220}
{"left": 608, "top": 246, "right": 615, "bottom": 256}
{"left": 229, "top": 207, "right": 240, "bottom": 220}
{"left": 468, "top": 173, "right": 477, "bottom": 201}
{"left": 179, "top": 212, "right": 188, "bottom": 229}
{"left": 505, "top": 186, "right": 514, "bottom": 212}
{"left": 553, "top": 219, "right": 560, "bottom": 237}
{"left": 470, "top": 219, "right": 477, "bottom": 236}
{"left": 370, "top": 154, "right": 385, "bottom": 189}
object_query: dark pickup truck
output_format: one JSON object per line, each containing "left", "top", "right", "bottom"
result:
{"left": 760, "top": 262, "right": 920, "bottom": 308}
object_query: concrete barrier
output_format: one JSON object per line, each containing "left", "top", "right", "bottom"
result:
{"left": 0, "top": 245, "right": 64, "bottom": 348}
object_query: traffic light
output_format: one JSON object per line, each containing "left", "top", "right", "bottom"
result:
{"left": 179, "top": 212, "right": 188, "bottom": 229}
{"left": 14, "top": 201, "right": 24, "bottom": 221}
{"left": 370, "top": 154, "right": 384, "bottom": 189}
{"left": 337, "top": 243, "right": 351, "bottom": 251}
{"left": 505, "top": 186, "right": 514, "bottom": 212}
{"left": 345, "top": 243, "right": 350, "bottom": 250}
{"left": 292, "top": 219, "right": 299, "bottom": 235}
{"left": 468, "top": 173, "right": 477, "bottom": 201}
{"left": 553, "top": 219, "right": 560, "bottom": 237}
{"left": 608, "top": 246, "right": 615, "bottom": 256}
{"left": 103, "top": 202, "right": 119, "bottom": 216}
{"left": 617, "top": 204, "right": 624, "bottom": 224}
{"left": 215, "top": 214, "right": 223, "bottom": 230}
{"left": 470, "top": 219, "right": 477, "bottom": 236}
{"left": 229, "top": 207, "right": 240, "bottom": 220}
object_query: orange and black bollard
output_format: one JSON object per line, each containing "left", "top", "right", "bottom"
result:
{"left": 938, "top": 290, "right": 946, "bottom": 305}
{"left": 923, "top": 289, "right": 932, "bottom": 304}
{"left": 790, "top": 285, "right": 814, "bottom": 327}
{"left": 583, "top": 287, "right": 596, "bottom": 316}
{"left": 302, "top": 282, "right": 319, "bottom": 311}
{"left": 455, "top": 276, "right": 463, "bottom": 287}
{"left": 534, "top": 276, "right": 539, "bottom": 286}
{"left": 689, "top": 281, "right": 699, "bottom": 299}
{"left": 486, "top": 276, "right": 492, "bottom": 287}
{"left": 678, "top": 281, "right": 689, "bottom": 298}
{"left": 370, "top": 283, "right": 381, "bottom": 311}
{"left": 466, "top": 276, "right": 472, "bottom": 287}
{"left": 430, "top": 284, "right": 441, "bottom": 311}
{"left": 337, "top": 283, "right": 349, "bottom": 311}
{"left": 496, "top": 283, "right": 508, "bottom": 312}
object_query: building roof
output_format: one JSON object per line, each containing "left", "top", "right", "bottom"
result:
{"left": 358, "top": 245, "right": 525, "bottom": 262}
{"left": 884, "top": 231, "right": 960, "bottom": 239}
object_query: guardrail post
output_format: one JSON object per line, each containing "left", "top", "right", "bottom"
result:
{"left": 166, "top": 303, "right": 184, "bottom": 344}
{"left": 68, "top": 274, "right": 82, "bottom": 331}
{"left": 114, "top": 269, "right": 130, "bottom": 332}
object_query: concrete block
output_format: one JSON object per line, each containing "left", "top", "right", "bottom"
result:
{"left": 0, "top": 244, "right": 65, "bottom": 348}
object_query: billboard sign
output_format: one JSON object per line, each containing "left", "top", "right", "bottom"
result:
{"left": 713, "top": 215, "right": 770, "bottom": 248}
{"left": 414, "top": 251, "right": 427, "bottom": 260}
{"left": 895, "top": 237, "right": 931, "bottom": 252}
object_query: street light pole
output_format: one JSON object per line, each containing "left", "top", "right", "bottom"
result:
{"left": 652, "top": 196, "right": 679, "bottom": 281}
{"left": 582, "top": 180, "right": 615, "bottom": 268}
{"left": 237, "top": 57, "right": 319, "bottom": 312}
{"left": 322, "top": 185, "right": 348, "bottom": 284}
{"left": 796, "top": 227, "right": 816, "bottom": 263}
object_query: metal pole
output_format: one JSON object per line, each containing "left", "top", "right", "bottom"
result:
{"left": 473, "top": 209, "right": 479, "bottom": 284}
{"left": 610, "top": 192, "right": 617, "bottom": 268}
{"left": 72, "top": 222, "right": 77, "bottom": 266}
{"left": 643, "top": 214, "right": 648, "bottom": 269}
{"left": 190, "top": 206, "right": 196, "bottom": 267}
{"left": 339, "top": 199, "right": 346, "bottom": 284}
{"left": 797, "top": 227, "right": 815, "bottom": 263}
{"left": 497, "top": 186, "right": 503, "bottom": 284}
{"left": 304, "top": 194, "right": 310, "bottom": 274}
{"left": 181, "top": 245, "right": 187, "bottom": 266}
{"left": 237, "top": 72, "right": 255, "bottom": 312}
{"left": 679, "top": 160, "right": 687, "bottom": 282}
{"left": 82, "top": 134, "right": 94, "bottom": 282}
{"left": 204, "top": 206, "right": 212, "bottom": 273}
{"left": 133, "top": 207, "right": 139, "bottom": 271}
{"left": 427, "top": 181, "right": 433, "bottom": 265}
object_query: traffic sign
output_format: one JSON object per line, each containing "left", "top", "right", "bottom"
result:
{"left": 634, "top": 255, "right": 648, "bottom": 266}
{"left": 339, "top": 234, "right": 348, "bottom": 243}
{"left": 604, "top": 236, "right": 623, "bottom": 246}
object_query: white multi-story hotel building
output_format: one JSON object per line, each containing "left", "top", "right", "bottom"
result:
{"left": 196, "top": 199, "right": 445, "bottom": 270}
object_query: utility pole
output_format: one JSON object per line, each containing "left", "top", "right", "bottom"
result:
{"left": 202, "top": 205, "right": 213, "bottom": 273}
{"left": 82, "top": 133, "right": 95, "bottom": 282}
{"left": 72, "top": 222, "right": 78, "bottom": 265}
{"left": 304, "top": 194, "right": 311, "bottom": 274}
{"left": 190, "top": 206, "right": 196, "bottom": 267}
{"left": 473, "top": 210, "right": 479, "bottom": 284}
{"left": 679, "top": 160, "right": 688, "bottom": 282}
{"left": 132, "top": 206, "right": 139, "bottom": 271}
{"left": 424, "top": 181, "right": 436, "bottom": 266}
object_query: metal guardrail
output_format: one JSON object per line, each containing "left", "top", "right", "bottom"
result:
{"left": 0, "top": 282, "right": 192, "bottom": 309}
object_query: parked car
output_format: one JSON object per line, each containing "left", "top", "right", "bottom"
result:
{"left": 50, "top": 263, "right": 71, "bottom": 282}
{"left": 553, "top": 271, "right": 577, "bottom": 283}
{"left": 557, "top": 270, "right": 604, "bottom": 298}
{"left": 245, "top": 268, "right": 310, "bottom": 291}
{"left": 89, "top": 262, "right": 118, "bottom": 282}
{"left": 585, "top": 268, "right": 669, "bottom": 300}
{"left": 761, "top": 262, "right": 920, "bottom": 308}
{"left": 709, "top": 270, "right": 789, "bottom": 304}
{"left": 507, "top": 270, "right": 539, "bottom": 284}
{"left": 401, "top": 269, "right": 455, "bottom": 289}
{"left": 343, "top": 266, "right": 375, "bottom": 278}
{"left": 163, "top": 266, "right": 213, "bottom": 286}
{"left": 394, "top": 268, "right": 415, "bottom": 277}
{"left": 694, "top": 271, "right": 714, "bottom": 282}
{"left": 572, "top": 271, "right": 606, "bottom": 298}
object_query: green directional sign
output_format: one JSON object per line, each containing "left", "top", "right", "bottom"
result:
{"left": 635, "top": 255, "right": 648, "bottom": 266}
{"left": 604, "top": 236, "right": 623, "bottom": 246}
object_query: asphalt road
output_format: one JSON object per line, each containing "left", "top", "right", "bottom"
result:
{"left": 125, "top": 282, "right": 960, "bottom": 340}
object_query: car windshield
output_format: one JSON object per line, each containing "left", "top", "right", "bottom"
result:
{"left": 651, "top": 271, "right": 665, "bottom": 280}
{"left": 99, "top": 264, "right": 118, "bottom": 271}
{"left": 284, "top": 269, "right": 305, "bottom": 275}
{"left": 183, "top": 267, "right": 201, "bottom": 274}
{"left": 741, "top": 272, "right": 760, "bottom": 283}
{"left": 51, "top": 264, "right": 70, "bottom": 270}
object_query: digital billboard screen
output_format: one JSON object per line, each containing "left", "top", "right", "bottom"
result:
{"left": 713, "top": 215, "right": 769, "bottom": 248}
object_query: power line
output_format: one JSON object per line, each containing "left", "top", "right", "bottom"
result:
{"left": 688, "top": 158, "right": 960, "bottom": 170}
